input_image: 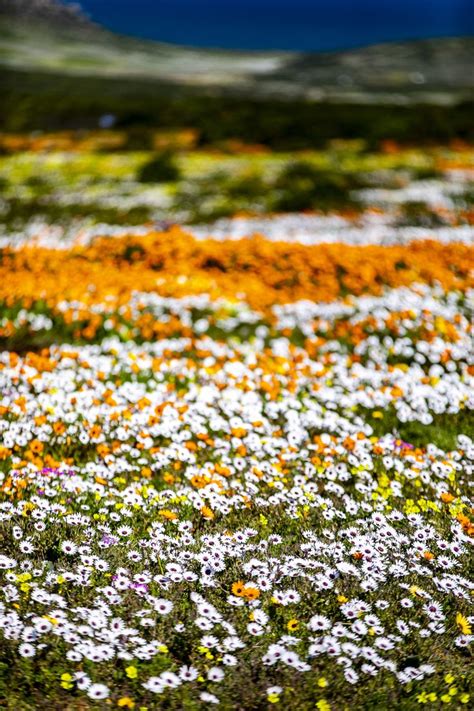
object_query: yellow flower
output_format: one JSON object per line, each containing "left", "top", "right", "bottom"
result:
{"left": 22, "top": 502, "right": 35, "bottom": 517}
{"left": 444, "top": 673, "right": 455, "bottom": 684}
{"left": 60, "top": 673, "right": 73, "bottom": 690}
{"left": 456, "top": 613, "right": 472, "bottom": 635}
{"left": 317, "top": 677, "right": 328, "bottom": 688}
{"left": 268, "top": 694, "right": 280, "bottom": 704}
{"left": 118, "top": 698, "right": 135, "bottom": 708}
{"left": 418, "top": 692, "right": 438, "bottom": 704}
{"left": 16, "top": 573, "right": 32, "bottom": 582}
{"left": 158, "top": 509, "right": 178, "bottom": 520}
{"left": 459, "top": 694, "right": 470, "bottom": 704}
{"left": 316, "top": 701, "right": 331, "bottom": 711}
{"left": 287, "top": 619, "right": 299, "bottom": 632}
{"left": 125, "top": 666, "right": 138, "bottom": 679}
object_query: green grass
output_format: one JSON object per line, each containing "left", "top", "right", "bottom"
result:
{"left": 364, "top": 408, "right": 474, "bottom": 451}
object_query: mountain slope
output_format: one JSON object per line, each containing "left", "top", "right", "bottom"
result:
{"left": 0, "top": 0, "right": 473, "bottom": 104}
{"left": 0, "top": 0, "right": 96, "bottom": 28}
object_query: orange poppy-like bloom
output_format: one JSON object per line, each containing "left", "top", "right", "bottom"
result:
{"left": 231, "top": 581, "right": 246, "bottom": 597}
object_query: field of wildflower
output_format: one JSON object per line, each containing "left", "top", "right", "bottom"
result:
{"left": 0, "top": 134, "right": 473, "bottom": 710}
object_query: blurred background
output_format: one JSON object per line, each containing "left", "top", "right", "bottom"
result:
{"left": 0, "top": 0, "right": 472, "bottom": 244}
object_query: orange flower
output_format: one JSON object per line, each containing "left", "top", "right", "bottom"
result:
{"left": 231, "top": 427, "right": 247, "bottom": 438}
{"left": 96, "top": 444, "right": 110, "bottom": 458}
{"left": 29, "top": 440, "right": 44, "bottom": 454}
{"left": 243, "top": 587, "right": 260, "bottom": 601}
{"left": 89, "top": 425, "right": 102, "bottom": 439}
{"left": 53, "top": 421, "right": 66, "bottom": 435}
{"left": 231, "top": 580, "right": 246, "bottom": 597}
{"left": 201, "top": 506, "right": 215, "bottom": 519}
{"left": 440, "top": 492, "right": 455, "bottom": 504}
{"left": 0, "top": 446, "right": 11, "bottom": 460}
{"left": 159, "top": 509, "right": 178, "bottom": 521}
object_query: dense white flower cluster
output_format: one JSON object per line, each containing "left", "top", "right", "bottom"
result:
{"left": 189, "top": 214, "right": 474, "bottom": 246}
{"left": 0, "top": 283, "right": 472, "bottom": 707}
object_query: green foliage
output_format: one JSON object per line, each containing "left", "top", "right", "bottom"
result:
{"left": 172, "top": 170, "right": 267, "bottom": 223}
{"left": 172, "top": 162, "right": 369, "bottom": 222}
{"left": 137, "top": 151, "right": 181, "bottom": 183}
{"left": 272, "top": 161, "right": 364, "bottom": 212}
{"left": 2, "top": 68, "right": 474, "bottom": 147}
{"left": 398, "top": 201, "right": 448, "bottom": 228}
{"left": 0, "top": 197, "right": 152, "bottom": 230}
{"left": 365, "top": 408, "right": 474, "bottom": 451}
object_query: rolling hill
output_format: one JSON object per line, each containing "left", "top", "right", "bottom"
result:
{"left": 1, "top": 0, "right": 473, "bottom": 104}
